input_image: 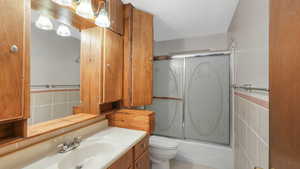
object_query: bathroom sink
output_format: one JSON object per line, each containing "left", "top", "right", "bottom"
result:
{"left": 58, "top": 142, "right": 119, "bottom": 169}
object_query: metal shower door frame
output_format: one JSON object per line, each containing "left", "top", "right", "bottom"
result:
{"left": 152, "top": 50, "right": 231, "bottom": 146}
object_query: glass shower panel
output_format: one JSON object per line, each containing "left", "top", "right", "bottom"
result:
{"left": 184, "top": 56, "right": 230, "bottom": 145}
{"left": 146, "top": 59, "right": 184, "bottom": 138}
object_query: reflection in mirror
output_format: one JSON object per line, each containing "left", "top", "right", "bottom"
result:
{"left": 29, "top": 10, "right": 81, "bottom": 126}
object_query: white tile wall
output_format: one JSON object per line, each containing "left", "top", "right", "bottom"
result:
{"left": 234, "top": 95, "right": 269, "bottom": 169}
{"left": 29, "top": 90, "right": 80, "bottom": 125}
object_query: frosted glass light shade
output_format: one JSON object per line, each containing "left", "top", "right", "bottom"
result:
{"left": 35, "top": 15, "right": 53, "bottom": 30}
{"left": 75, "top": 0, "right": 94, "bottom": 19}
{"left": 95, "top": 8, "right": 110, "bottom": 28}
{"left": 56, "top": 25, "right": 71, "bottom": 37}
{"left": 52, "top": 0, "right": 72, "bottom": 6}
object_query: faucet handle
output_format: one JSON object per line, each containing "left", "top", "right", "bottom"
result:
{"left": 57, "top": 143, "right": 68, "bottom": 152}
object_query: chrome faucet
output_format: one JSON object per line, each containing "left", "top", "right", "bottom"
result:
{"left": 57, "top": 136, "right": 82, "bottom": 153}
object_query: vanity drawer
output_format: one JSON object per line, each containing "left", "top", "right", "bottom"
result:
{"left": 134, "top": 136, "right": 149, "bottom": 160}
{"left": 135, "top": 150, "right": 150, "bottom": 169}
{"left": 109, "top": 148, "right": 133, "bottom": 169}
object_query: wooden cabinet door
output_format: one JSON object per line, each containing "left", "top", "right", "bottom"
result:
{"left": 80, "top": 27, "right": 103, "bottom": 115}
{"left": 270, "top": 0, "right": 300, "bottom": 169}
{"left": 0, "top": 0, "right": 28, "bottom": 121}
{"left": 131, "top": 8, "right": 153, "bottom": 106}
{"left": 102, "top": 29, "right": 123, "bottom": 103}
{"left": 108, "top": 148, "right": 133, "bottom": 169}
{"left": 135, "top": 150, "right": 150, "bottom": 169}
{"left": 134, "top": 136, "right": 149, "bottom": 160}
{"left": 108, "top": 0, "right": 124, "bottom": 35}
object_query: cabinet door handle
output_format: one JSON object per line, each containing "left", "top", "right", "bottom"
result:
{"left": 106, "top": 64, "right": 112, "bottom": 72}
{"left": 10, "top": 45, "right": 18, "bottom": 53}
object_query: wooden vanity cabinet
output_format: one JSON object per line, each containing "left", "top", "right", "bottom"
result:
{"left": 123, "top": 4, "right": 154, "bottom": 107}
{"left": 80, "top": 27, "right": 123, "bottom": 114}
{"left": 108, "top": 0, "right": 124, "bottom": 35}
{"left": 134, "top": 136, "right": 149, "bottom": 159}
{"left": 109, "top": 149, "right": 133, "bottom": 169}
{"left": 135, "top": 150, "right": 150, "bottom": 169}
{"left": 108, "top": 135, "right": 150, "bottom": 169}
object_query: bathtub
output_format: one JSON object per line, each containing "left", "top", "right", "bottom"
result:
{"left": 154, "top": 136, "right": 233, "bottom": 169}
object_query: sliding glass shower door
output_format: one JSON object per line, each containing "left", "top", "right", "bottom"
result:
{"left": 147, "top": 59, "right": 184, "bottom": 138}
{"left": 146, "top": 55, "right": 230, "bottom": 145}
{"left": 184, "top": 56, "right": 230, "bottom": 144}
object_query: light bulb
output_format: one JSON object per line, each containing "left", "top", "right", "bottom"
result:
{"left": 52, "top": 0, "right": 72, "bottom": 6}
{"left": 57, "top": 24, "right": 71, "bottom": 37}
{"left": 75, "top": 0, "right": 94, "bottom": 19}
{"left": 95, "top": 8, "right": 110, "bottom": 28}
{"left": 35, "top": 15, "right": 53, "bottom": 30}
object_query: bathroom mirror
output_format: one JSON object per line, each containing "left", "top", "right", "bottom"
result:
{"left": 29, "top": 10, "right": 81, "bottom": 126}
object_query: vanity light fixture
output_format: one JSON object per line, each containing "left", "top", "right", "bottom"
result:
{"left": 75, "top": 0, "right": 94, "bottom": 19}
{"left": 95, "top": 5, "right": 110, "bottom": 28}
{"left": 35, "top": 15, "right": 54, "bottom": 30}
{"left": 56, "top": 24, "right": 71, "bottom": 37}
{"left": 52, "top": 0, "right": 72, "bottom": 7}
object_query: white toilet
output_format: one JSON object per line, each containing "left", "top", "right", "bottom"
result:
{"left": 149, "top": 136, "right": 179, "bottom": 169}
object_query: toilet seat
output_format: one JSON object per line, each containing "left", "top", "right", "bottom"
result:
{"left": 150, "top": 136, "right": 179, "bottom": 150}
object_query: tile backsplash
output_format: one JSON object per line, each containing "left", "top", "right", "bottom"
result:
{"left": 234, "top": 92, "right": 269, "bottom": 169}
{"left": 29, "top": 90, "right": 80, "bottom": 125}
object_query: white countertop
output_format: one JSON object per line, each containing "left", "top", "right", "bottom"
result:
{"left": 22, "top": 127, "right": 147, "bottom": 169}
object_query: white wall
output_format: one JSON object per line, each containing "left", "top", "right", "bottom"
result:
{"left": 229, "top": 0, "right": 269, "bottom": 89}
{"left": 154, "top": 33, "right": 230, "bottom": 56}
{"left": 31, "top": 25, "right": 80, "bottom": 85}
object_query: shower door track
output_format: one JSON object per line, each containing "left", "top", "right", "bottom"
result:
{"left": 154, "top": 50, "right": 231, "bottom": 61}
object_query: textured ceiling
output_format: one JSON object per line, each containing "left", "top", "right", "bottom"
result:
{"left": 32, "top": 0, "right": 239, "bottom": 41}
{"left": 122, "top": 0, "right": 239, "bottom": 41}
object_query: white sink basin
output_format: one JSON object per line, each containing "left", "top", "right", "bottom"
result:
{"left": 58, "top": 142, "right": 119, "bottom": 169}
{"left": 22, "top": 127, "right": 147, "bottom": 169}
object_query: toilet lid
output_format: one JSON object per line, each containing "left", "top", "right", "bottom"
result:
{"left": 150, "top": 136, "right": 179, "bottom": 149}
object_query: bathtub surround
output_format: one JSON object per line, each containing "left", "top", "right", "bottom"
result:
{"left": 173, "top": 138, "right": 233, "bottom": 169}
{"left": 234, "top": 92, "right": 268, "bottom": 109}
{"left": 229, "top": 0, "right": 269, "bottom": 169}
{"left": 29, "top": 90, "right": 80, "bottom": 125}
{"left": 170, "top": 160, "right": 214, "bottom": 169}
{"left": 234, "top": 92, "right": 269, "bottom": 169}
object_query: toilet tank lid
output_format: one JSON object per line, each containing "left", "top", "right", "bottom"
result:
{"left": 150, "top": 136, "right": 179, "bottom": 149}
